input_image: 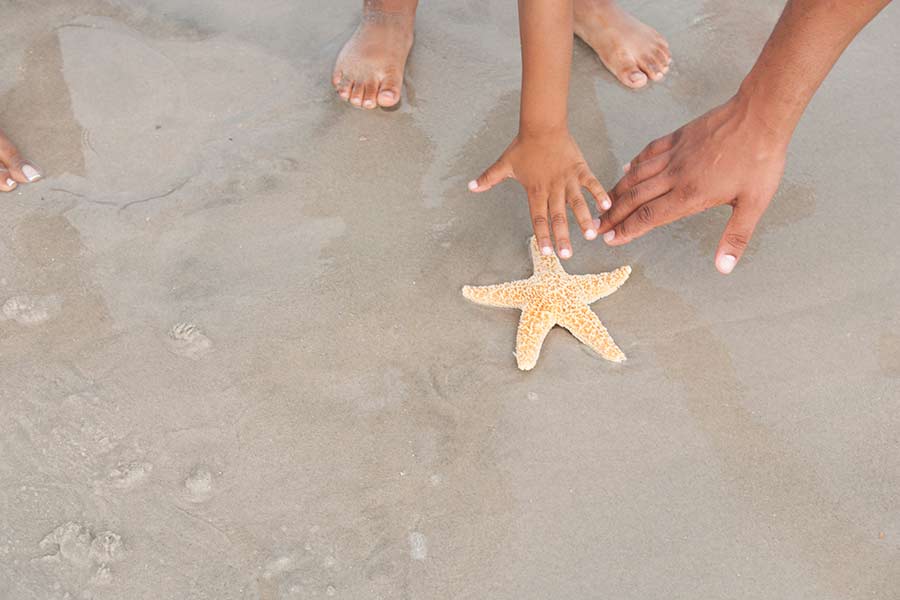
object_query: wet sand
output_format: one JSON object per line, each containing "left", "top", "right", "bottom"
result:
{"left": 1, "top": 1, "right": 898, "bottom": 598}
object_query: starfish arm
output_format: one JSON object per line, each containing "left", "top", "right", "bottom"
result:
{"left": 557, "top": 303, "right": 626, "bottom": 363}
{"left": 528, "top": 236, "right": 565, "bottom": 276}
{"left": 462, "top": 281, "right": 530, "bottom": 308}
{"left": 575, "top": 266, "right": 632, "bottom": 303}
{"left": 515, "top": 307, "right": 557, "bottom": 370}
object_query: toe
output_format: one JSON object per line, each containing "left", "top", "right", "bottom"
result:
{"left": 640, "top": 57, "right": 664, "bottom": 81}
{"left": 362, "top": 82, "right": 378, "bottom": 109}
{"left": 336, "top": 77, "right": 352, "bottom": 101}
{"left": 611, "top": 52, "right": 648, "bottom": 89}
{"left": 377, "top": 76, "right": 401, "bottom": 107}
{"left": 0, "top": 169, "right": 16, "bottom": 192}
{"left": 332, "top": 69, "right": 343, "bottom": 88}
{"left": 349, "top": 81, "right": 365, "bottom": 107}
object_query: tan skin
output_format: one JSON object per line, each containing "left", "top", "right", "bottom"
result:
{"left": 0, "top": 129, "right": 41, "bottom": 193}
{"left": 332, "top": 0, "right": 671, "bottom": 110}
{"left": 469, "top": 0, "right": 607, "bottom": 260}
{"left": 600, "top": 0, "right": 892, "bottom": 274}
{"left": 474, "top": 0, "right": 891, "bottom": 268}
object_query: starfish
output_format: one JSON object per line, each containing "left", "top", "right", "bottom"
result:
{"left": 462, "top": 237, "right": 631, "bottom": 370}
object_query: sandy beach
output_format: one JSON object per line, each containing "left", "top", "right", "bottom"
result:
{"left": 1, "top": 1, "right": 898, "bottom": 598}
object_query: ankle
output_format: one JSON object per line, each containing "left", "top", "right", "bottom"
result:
{"left": 363, "top": 0, "right": 418, "bottom": 19}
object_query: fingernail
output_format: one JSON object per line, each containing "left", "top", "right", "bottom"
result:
{"left": 22, "top": 164, "right": 41, "bottom": 182}
{"left": 603, "top": 230, "right": 616, "bottom": 243}
{"left": 559, "top": 248, "right": 572, "bottom": 259}
{"left": 6, "top": 178, "right": 16, "bottom": 188}
{"left": 630, "top": 72, "right": 646, "bottom": 83}
{"left": 541, "top": 245, "right": 553, "bottom": 256}
{"left": 622, "top": 163, "right": 631, "bottom": 174}
{"left": 585, "top": 228, "right": 597, "bottom": 240}
{"left": 601, "top": 196, "right": 612, "bottom": 210}
{"left": 467, "top": 180, "right": 478, "bottom": 191}
{"left": 717, "top": 254, "right": 737, "bottom": 274}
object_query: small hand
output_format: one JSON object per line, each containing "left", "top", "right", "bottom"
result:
{"left": 599, "top": 97, "right": 788, "bottom": 273}
{"left": 0, "top": 128, "right": 41, "bottom": 192}
{"left": 468, "top": 128, "right": 611, "bottom": 259}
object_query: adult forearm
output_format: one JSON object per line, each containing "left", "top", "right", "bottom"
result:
{"left": 737, "top": 0, "right": 891, "bottom": 141}
{"left": 518, "top": 0, "right": 574, "bottom": 135}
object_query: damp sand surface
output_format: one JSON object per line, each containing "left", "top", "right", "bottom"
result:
{"left": 1, "top": 1, "right": 899, "bottom": 599}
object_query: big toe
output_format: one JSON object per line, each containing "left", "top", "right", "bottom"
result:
{"left": 377, "top": 77, "right": 401, "bottom": 107}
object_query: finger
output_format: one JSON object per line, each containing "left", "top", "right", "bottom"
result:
{"left": 549, "top": 188, "right": 572, "bottom": 259}
{"left": 615, "top": 152, "right": 670, "bottom": 193}
{"left": 0, "top": 169, "right": 17, "bottom": 192}
{"left": 715, "top": 200, "right": 764, "bottom": 274}
{"left": 0, "top": 132, "right": 40, "bottom": 184}
{"left": 600, "top": 175, "right": 672, "bottom": 235}
{"left": 527, "top": 189, "right": 553, "bottom": 256}
{"left": 468, "top": 158, "right": 512, "bottom": 192}
{"left": 603, "top": 192, "right": 693, "bottom": 246}
{"left": 580, "top": 172, "right": 611, "bottom": 214}
{"left": 566, "top": 182, "right": 596, "bottom": 240}
{"left": 623, "top": 134, "right": 675, "bottom": 173}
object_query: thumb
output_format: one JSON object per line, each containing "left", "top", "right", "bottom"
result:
{"left": 715, "top": 201, "right": 764, "bottom": 274}
{"left": 468, "top": 158, "right": 511, "bottom": 193}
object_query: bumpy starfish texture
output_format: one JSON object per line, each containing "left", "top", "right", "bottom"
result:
{"left": 462, "top": 237, "right": 631, "bottom": 370}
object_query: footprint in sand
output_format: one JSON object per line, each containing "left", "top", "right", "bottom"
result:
{"left": 183, "top": 464, "right": 214, "bottom": 503}
{"left": 1, "top": 294, "right": 62, "bottom": 325}
{"left": 36, "top": 521, "right": 124, "bottom": 585}
{"left": 104, "top": 460, "right": 153, "bottom": 490}
{"left": 167, "top": 322, "right": 213, "bottom": 359}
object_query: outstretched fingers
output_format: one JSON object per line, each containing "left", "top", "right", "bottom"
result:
{"left": 715, "top": 200, "right": 765, "bottom": 274}
{"left": 567, "top": 182, "right": 597, "bottom": 240}
{"left": 622, "top": 134, "right": 675, "bottom": 174}
{"left": 468, "top": 158, "right": 512, "bottom": 193}
{"left": 549, "top": 188, "right": 572, "bottom": 259}
{"left": 527, "top": 188, "right": 554, "bottom": 257}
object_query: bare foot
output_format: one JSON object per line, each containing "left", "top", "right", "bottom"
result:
{"left": 574, "top": 0, "right": 671, "bottom": 89}
{"left": 0, "top": 128, "right": 41, "bottom": 193}
{"left": 332, "top": 0, "right": 417, "bottom": 109}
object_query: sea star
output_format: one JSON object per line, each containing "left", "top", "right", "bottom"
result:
{"left": 462, "top": 237, "right": 631, "bottom": 370}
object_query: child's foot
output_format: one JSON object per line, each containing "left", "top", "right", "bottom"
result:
{"left": 332, "top": 1, "right": 416, "bottom": 109}
{"left": 574, "top": 0, "right": 671, "bottom": 89}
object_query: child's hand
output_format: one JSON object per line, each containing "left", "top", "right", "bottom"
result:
{"left": 468, "top": 128, "right": 611, "bottom": 259}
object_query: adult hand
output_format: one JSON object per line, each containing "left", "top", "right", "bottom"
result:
{"left": 599, "top": 97, "right": 788, "bottom": 273}
{"left": 469, "top": 128, "right": 611, "bottom": 259}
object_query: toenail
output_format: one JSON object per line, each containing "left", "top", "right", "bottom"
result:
{"left": 602, "top": 195, "right": 612, "bottom": 210}
{"left": 381, "top": 91, "right": 395, "bottom": 100}
{"left": 541, "top": 245, "right": 553, "bottom": 256}
{"left": 22, "top": 164, "right": 41, "bottom": 182}
{"left": 6, "top": 178, "right": 15, "bottom": 187}
{"left": 364, "top": 100, "right": 375, "bottom": 108}
{"left": 630, "top": 72, "right": 646, "bottom": 83}
{"left": 604, "top": 230, "right": 616, "bottom": 243}
{"left": 560, "top": 248, "right": 572, "bottom": 259}
{"left": 467, "top": 180, "right": 478, "bottom": 191}
{"left": 622, "top": 163, "right": 631, "bottom": 173}
{"left": 585, "top": 229, "right": 597, "bottom": 240}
